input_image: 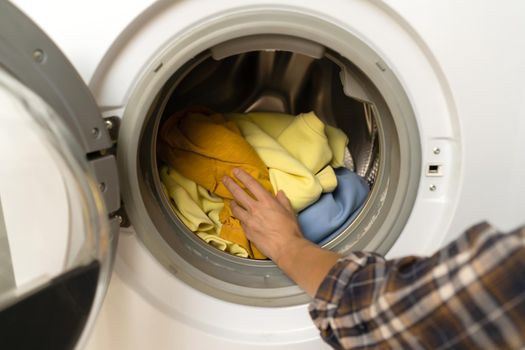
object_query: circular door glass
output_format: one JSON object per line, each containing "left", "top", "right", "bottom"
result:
{"left": 0, "top": 69, "right": 110, "bottom": 349}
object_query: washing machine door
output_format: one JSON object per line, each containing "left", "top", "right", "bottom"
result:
{"left": 0, "top": 2, "right": 120, "bottom": 349}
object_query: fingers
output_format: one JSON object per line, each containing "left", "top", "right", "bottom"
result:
{"left": 225, "top": 169, "right": 293, "bottom": 219}
{"left": 230, "top": 200, "right": 249, "bottom": 221}
{"left": 222, "top": 175, "right": 255, "bottom": 209}
{"left": 232, "top": 168, "right": 272, "bottom": 202}
{"left": 276, "top": 190, "right": 294, "bottom": 213}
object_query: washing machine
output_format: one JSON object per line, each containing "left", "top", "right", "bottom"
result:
{"left": 1, "top": 0, "right": 524, "bottom": 349}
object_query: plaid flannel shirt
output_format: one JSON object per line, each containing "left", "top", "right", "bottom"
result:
{"left": 309, "top": 222, "right": 525, "bottom": 349}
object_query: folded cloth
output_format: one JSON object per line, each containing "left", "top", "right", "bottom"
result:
{"left": 196, "top": 233, "right": 249, "bottom": 258}
{"left": 226, "top": 111, "right": 348, "bottom": 193}
{"left": 160, "top": 166, "right": 223, "bottom": 232}
{"left": 298, "top": 168, "right": 369, "bottom": 243}
{"left": 158, "top": 108, "right": 272, "bottom": 259}
{"left": 160, "top": 167, "right": 249, "bottom": 258}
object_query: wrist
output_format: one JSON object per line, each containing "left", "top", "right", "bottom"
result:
{"left": 273, "top": 235, "right": 311, "bottom": 269}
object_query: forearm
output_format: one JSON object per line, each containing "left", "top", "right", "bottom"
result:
{"left": 274, "top": 238, "right": 340, "bottom": 297}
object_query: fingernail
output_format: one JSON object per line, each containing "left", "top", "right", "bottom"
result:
{"left": 222, "top": 176, "right": 229, "bottom": 184}
{"left": 232, "top": 168, "right": 240, "bottom": 176}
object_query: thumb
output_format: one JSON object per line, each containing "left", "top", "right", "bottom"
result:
{"left": 276, "top": 190, "right": 294, "bottom": 213}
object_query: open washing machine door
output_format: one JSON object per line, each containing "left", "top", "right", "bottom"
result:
{"left": 0, "top": 2, "right": 120, "bottom": 349}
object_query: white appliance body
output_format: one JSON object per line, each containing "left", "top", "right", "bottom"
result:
{"left": 11, "top": 1, "right": 525, "bottom": 349}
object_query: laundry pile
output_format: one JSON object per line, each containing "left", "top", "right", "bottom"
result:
{"left": 158, "top": 108, "right": 369, "bottom": 259}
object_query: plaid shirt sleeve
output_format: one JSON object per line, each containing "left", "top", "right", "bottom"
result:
{"left": 309, "top": 222, "right": 525, "bottom": 350}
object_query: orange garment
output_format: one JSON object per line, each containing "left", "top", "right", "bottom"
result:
{"left": 158, "top": 108, "right": 272, "bottom": 259}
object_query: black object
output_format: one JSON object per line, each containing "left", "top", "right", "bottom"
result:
{"left": 0, "top": 261, "right": 100, "bottom": 350}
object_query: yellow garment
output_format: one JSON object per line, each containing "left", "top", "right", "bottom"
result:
{"left": 231, "top": 118, "right": 323, "bottom": 211}
{"left": 196, "top": 233, "right": 249, "bottom": 257}
{"left": 159, "top": 109, "right": 272, "bottom": 259}
{"left": 276, "top": 113, "right": 336, "bottom": 192}
{"left": 160, "top": 166, "right": 223, "bottom": 232}
{"left": 160, "top": 167, "right": 249, "bottom": 258}
{"left": 226, "top": 111, "right": 348, "bottom": 165}
{"left": 226, "top": 112, "right": 348, "bottom": 192}
{"left": 325, "top": 126, "right": 348, "bottom": 168}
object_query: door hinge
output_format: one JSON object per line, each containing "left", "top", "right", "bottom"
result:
{"left": 103, "top": 116, "right": 120, "bottom": 144}
{"left": 86, "top": 116, "right": 122, "bottom": 223}
{"left": 110, "top": 204, "right": 131, "bottom": 228}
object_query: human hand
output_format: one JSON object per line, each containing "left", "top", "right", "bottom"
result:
{"left": 222, "top": 168, "right": 304, "bottom": 263}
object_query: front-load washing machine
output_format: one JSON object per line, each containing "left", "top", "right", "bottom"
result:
{"left": 2, "top": 0, "right": 524, "bottom": 349}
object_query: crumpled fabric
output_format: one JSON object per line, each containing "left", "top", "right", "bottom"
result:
{"left": 160, "top": 166, "right": 250, "bottom": 258}
{"left": 226, "top": 111, "right": 348, "bottom": 169}
{"left": 228, "top": 118, "right": 323, "bottom": 211}
{"left": 158, "top": 108, "right": 272, "bottom": 259}
{"left": 298, "top": 168, "right": 369, "bottom": 243}
{"left": 226, "top": 111, "right": 348, "bottom": 211}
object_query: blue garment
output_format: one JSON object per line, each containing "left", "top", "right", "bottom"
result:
{"left": 298, "top": 168, "right": 369, "bottom": 244}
